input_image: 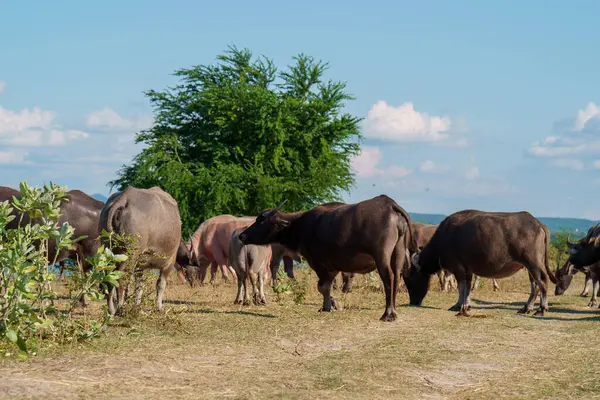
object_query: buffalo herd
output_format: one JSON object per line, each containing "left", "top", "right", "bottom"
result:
{"left": 2, "top": 184, "right": 600, "bottom": 321}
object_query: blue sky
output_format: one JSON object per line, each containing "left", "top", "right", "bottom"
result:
{"left": 1, "top": 1, "right": 600, "bottom": 219}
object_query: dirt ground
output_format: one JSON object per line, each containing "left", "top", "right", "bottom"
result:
{"left": 0, "top": 268, "right": 599, "bottom": 400}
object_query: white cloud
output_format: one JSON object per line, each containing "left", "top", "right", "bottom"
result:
{"left": 592, "top": 160, "right": 600, "bottom": 169}
{"left": 85, "top": 108, "right": 153, "bottom": 132}
{"left": 0, "top": 150, "right": 28, "bottom": 165}
{"left": 550, "top": 158, "right": 584, "bottom": 170}
{"left": 465, "top": 166, "right": 479, "bottom": 180}
{"left": 574, "top": 102, "right": 600, "bottom": 131}
{"left": 363, "top": 101, "right": 453, "bottom": 143}
{"left": 351, "top": 146, "right": 413, "bottom": 179}
{"left": 528, "top": 103, "right": 600, "bottom": 159}
{"left": 351, "top": 146, "right": 384, "bottom": 177}
{"left": 419, "top": 160, "right": 449, "bottom": 173}
{"left": 387, "top": 165, "right": 412, "bottom": 178}
{"left": 0, "top": 82, "right": 5, "bottom": 94}
{"left": 0, "top": 105, "right": 89, "bottom": 147}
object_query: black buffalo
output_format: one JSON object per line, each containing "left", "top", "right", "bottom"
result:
{"left": 404, "top": 209, "right": 558, "bottom": 316}
{"left": 566, "top": 225, "right": 600, "bottom": 270}
{"left": 555, "top": 259, "right": 600, "bottom": 307}
{"left": 238, "top": 195, "right": 416, "bottom": 322}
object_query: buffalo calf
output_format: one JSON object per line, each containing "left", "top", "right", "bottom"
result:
{"left": 229, "top": 227, "right": 272, "bottom": 305}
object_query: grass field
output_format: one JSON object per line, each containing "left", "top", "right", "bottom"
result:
{"left": 1, "top": 267, "right": 599, "bottom": 400}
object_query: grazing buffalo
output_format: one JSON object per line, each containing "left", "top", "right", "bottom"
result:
{"left": 0, "top": 186, "right": 104, "bottom": 305}
{"left": 174, "top": 241, "right": 194, "bottom": 284}
{"left": 99, "top": 186, "right": 181, "bottom": 315}
{"left": 555, "top": 259, "right": 600, "bottom": 307}
{"left": 229, "top": 227, "right": 272, "bottom": 305}
{"left": 239, "top": 195, "right": 417, "bottom": 322}
{"left": 413, "top": 222, "right": 500, "bottom": 293}
{"left": 404, "top": 210, "right": 557, "bottom": 316}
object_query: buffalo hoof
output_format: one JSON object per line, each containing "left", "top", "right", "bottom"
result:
{"left": 533, "top": 309, "right": 546, "bottom": 317}
{"left": 455, "top": 309, "right": 471, "bottom": 317}
{"left": 243, "top": 300, "right": 250, "bottom": 306}
{"left": 517, "top": 307, "right": 532, "bottom": 314}
{"left": 234, "top": 299, "right": 242, "bottom": 305}
{"left": 319, "top": 307, "right": 332, "bottom": 313}
{"left": 588, "top": 300, "right": 598, "bottom": 308}
{"left": 580, "top": 292, "right": 589, "bottom": 298}
{"left": 380, "top": 312, "right": 397, "bottom": 322}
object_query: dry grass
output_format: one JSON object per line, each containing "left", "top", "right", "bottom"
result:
{"left": 0, "top": 267, "right": 599, "bottom": 399}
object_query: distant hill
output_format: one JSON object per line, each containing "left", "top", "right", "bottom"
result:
{"left": 409, "top": 212, "right": 598, "bottom": 239}
{"left": 91, "top": 193, "right": 108, "bottom": 202}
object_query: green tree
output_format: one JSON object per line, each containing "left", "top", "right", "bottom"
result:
{"left": 109, "top": 46, "right": 362, "bottom": 236}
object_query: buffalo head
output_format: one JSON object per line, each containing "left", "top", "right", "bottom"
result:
{"left": 554, "top": 259, "right": 577, "bottom": 295}
{"left": 402, "top": 252, "right": 431, "bottom": 306}
{"left": 567, "top": 226, "right": 600, "bottom": 268}
{"left": 239, "top": 200, "right": 289, "bottom": 246}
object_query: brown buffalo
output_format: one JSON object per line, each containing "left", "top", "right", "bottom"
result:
{"left": 404, "top": 210, "right": 557, "bottom": 316}
{"left": 555, "top": 259, "right": 600, "bottom": 307}
{"left": 0, "top": 185, "right": 104, "bottom": 305}
{"left": 99, "top": 186, "right": 181, "bottom": 315}
{"left": 229, "top": 227, "right": 273, "bottom": 305}
{"left": 239, "top": 195, "right": 417, "bottom": 322}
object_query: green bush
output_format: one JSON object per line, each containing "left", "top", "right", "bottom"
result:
{"left": 0, "top": 182, "right": 125, "bottom": 356}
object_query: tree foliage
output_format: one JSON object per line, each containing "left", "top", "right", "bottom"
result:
{"left": 109, "top": 46, "right": 362, "bottom": 236}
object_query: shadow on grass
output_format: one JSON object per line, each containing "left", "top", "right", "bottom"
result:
{"left": 183, "top": 308, "right": 280, "bottom": 319}
{"left": 397, "top": 304, "right": 439, "bottom": 310}
{"left": 163, "top": 299, "right": 204, "bottom": 306}
{"left": 531, "top": 315, "right": 600, "bottom": 322}
{"left": 471, "top": 299, "right": 598, "bottom": 315}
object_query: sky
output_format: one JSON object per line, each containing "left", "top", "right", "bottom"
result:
{"left": 1, "top": 0, "right": 600, "bottom": 219}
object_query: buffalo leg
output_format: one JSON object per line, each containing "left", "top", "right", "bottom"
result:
{"left": 258, "top": 269, "right": 267, "bottom": 305}
{"left": 450, "top": 274, "right": 473, "bottom": 316}
{"left": 283, "top": 256, "right": 295, "bottom": 280}
{"left": 492, "top": 279, "right": 500, "bottom": 291}
{"left": 156, "top": 266, "right": 171, "bottom": 312}
{"left": 588, "top": 275, "right": 598, "bottom": 308}
{"left": 581, "top": 271, "right": 592, "bottom": 297}
{"left": 234, "top": 270, "right": 245, "bottom": 304}
{"left": 107, "top": 287, "right": 117, "bottom": 315}
{"left": 208, "top": 262, "right": 219, "bottom": 284}
{"left": 270, "top": 259, "right": 279, "bottom": 286}
{"left": 249, "top": 271, "right": 261, "bottom": 305}
{"left": 437, "top": 270, "right": 445, "bottom": 291}
{"left": 376, "top": 249, "right": 398, "bottom": 322}
{"left": 471, "top": 275, "right": 480, "bottom": 292}
{"left": 133, "top": 267, "right": 144, "bottom": 307}
{"left": 518, "top": 278, "right": 539, "bottom": 314}
{"left": 317, "top": 270, "right": 340, "bottom": 312}
{"left": 115, "top": 275, "right": 127, "bottom": 316}
{"left": 342, "top": 273, "right": 354, "bottom": 293}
